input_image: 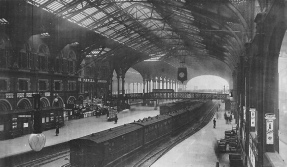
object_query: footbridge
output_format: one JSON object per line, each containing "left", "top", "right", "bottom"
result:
{"left": 111, "top": 92, "right": 229, "bottom": 100}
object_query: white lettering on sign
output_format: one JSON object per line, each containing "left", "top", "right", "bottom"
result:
{"left": 26, "top": 93, "right": 33, "bottom": 97}
{"left": 17, "top": 93, "right": 25, "bottom": 98}
{"left": 5, "top": 93, "right": 13, "bottom": 98}
{"left": 18, "top": 115, "right": 32, "bottom": 118}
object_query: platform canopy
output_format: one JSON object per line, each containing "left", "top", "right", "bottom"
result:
{"left": 3, "top": 0, "right": 269, "bottom": 81}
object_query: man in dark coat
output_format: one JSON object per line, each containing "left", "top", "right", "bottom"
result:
{"left": 213, "top": 118, "right": 216, "bottom": 128}
{"left": 56, "top": 125, "right": 59, "bottom": 136}
{"left": 114, "top": 114, "right": 118, "bottom": 124}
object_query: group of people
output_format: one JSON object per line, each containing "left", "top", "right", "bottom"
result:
{"left": 213, "top": 103, "right": 234, "bottom": 128}
{"left": 224, "top": 112, "right": 233, "bottom": 124}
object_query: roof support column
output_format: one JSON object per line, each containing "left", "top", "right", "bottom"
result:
{"left": 157, "top": 77, "right": 161, "bottom": 89}
{"left": 143, "top": 78, "right": 146, "bottom": 93}
{"left": 121, "top": 75, "right": 125, "bottom": 95}
{"left": 162, "top": 78, "right": 165, "bottom": 89}
{"left": 244, "top": 54, "right": 251, "bottom": 166}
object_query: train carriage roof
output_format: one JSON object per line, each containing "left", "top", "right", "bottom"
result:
{"left": 132, "top": 114, "right": 171, "bottom": 126}
{"left": 74, "top": 124, "right": 142, "bottom": 144}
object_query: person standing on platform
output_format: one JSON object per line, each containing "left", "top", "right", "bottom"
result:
{"left": 224, "top": 112, "right": 227, "bottom": 124}
{"left": 213, "top": 118, "right": 216, "bottom": 128}
{"left": 55, "top": 125, "right": 59, "bottom": 136}
{"left": 114, "top": 114, "right": 118, "bottom": 124}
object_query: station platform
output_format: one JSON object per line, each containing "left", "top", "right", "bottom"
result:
{"left": 151, "top": 106, "right": 287, "bottom": 167}
{"left": 151, "top": 104, "right": 236, "bottom": 167}
{"left": 0, "top": 106, "right": 159, "bottom": 159}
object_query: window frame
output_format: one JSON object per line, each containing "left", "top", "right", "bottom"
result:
{"left": 18, "top": 78, "right": 30, "bottom": 91}
{"left": 38, "top": 79, "right": 49, "bottom": 91}
{"left": 0, "top": 77, "right": 9, "bottom": 92}
{"left": 54, "top": 80, "right": 63, "bottom": 91}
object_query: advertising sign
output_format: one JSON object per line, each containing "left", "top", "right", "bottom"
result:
{"left": 265, "top": 113, "right": 276, "bottom": 145}
{"left": 250, "top": 108, "right": 256, "bottom": 127}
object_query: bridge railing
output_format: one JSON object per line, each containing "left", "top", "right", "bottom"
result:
{"left": 111, "top": 92, "right": 228, "bottom": 100}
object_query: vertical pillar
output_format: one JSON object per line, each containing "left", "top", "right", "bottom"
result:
{"left": 158, "top": 78, "right": 161, "bottom": 89}
{"left": 110, "top": 77, "right": 113, "bottom": 97}
{"left": 256, "top": 32, "right": 265, "bottom": 166}
{"left": 162, "top": 78, "right": 165, "bottom": 89}
{"left": 117, "top": 76, "right": 120, "bottom": 96}
{"left": 146, "top": 79, "right": 149, "bottom": 93}
{"left": 132, "top": 82, "right": 135, "bottom": 94}
{"left": 245, "top": 57, "right": 251, "bottom": 166}
{"left": 121, "top": 75, "right": 125, "bottom": 95}
{"left": 117, "top": 75, "right": 120, "bottom": 111}
{"left": 143, "top": 78, "right": 146, "bottom": 93}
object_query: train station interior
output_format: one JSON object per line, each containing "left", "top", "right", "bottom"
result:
{"left": 1, "top": 0, "right": 287, "bottom": 167}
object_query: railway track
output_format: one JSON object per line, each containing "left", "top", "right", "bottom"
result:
{"left": 132, "top": 103, "right": 217, "bottom": 167}
{"left": 14, "top": 149, "right": 70, "bottom": 167}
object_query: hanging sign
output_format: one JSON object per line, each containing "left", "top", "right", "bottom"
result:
{"left": 250, "top": 108, "right": 256, "bottom": 127}
{"left": 177, "top": 67, "right": 187, "bottom": 83}
{"left": 265, "top": 113, "right": 276, "bottom": 144}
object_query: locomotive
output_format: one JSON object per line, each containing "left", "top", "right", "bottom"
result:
{"left": 70, "top": 100, "right": 217, "bottom": 167}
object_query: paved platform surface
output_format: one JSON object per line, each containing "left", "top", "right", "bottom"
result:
{"left": 0, "top": 106, "right": 160, "bottom": 159}
{"left": 151, "top": 103, "right": 236, "bottom": 167}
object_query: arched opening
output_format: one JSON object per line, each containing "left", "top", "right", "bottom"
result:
{"left": 0, "top": 99, "right": 12, "bottom": 111}
{"left": 186, "top": 75, "right": 229, "bottom": 93}
{"left": 67, "top": 96, "right": 76, "bottom": 104}
{"left": 40, "top": 97, "right": 50, "bottom": 108}
{"left": 52, "top": 97, "right": 64, "bottom": 107}
{"left": 17, "top": 98, "right": 32, "bottom": 109}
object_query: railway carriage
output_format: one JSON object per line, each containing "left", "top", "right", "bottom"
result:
{"left": 70, "top": 123, "right": 143, "bottom": 167}
{"left": 169, "top": 109, "right": 190, "bottom": 132}
{"left": 70, "top": 100, "right": 215, "bottom": 167}
{"left": 132, "top": 114, "right": 172, "bottom": 145}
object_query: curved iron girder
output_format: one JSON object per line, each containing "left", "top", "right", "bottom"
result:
{"left": 149, "top": 1, "right": 243, "bottom": 69}
{"left": 225, "top": 2, "right": 253, "bottom": 39}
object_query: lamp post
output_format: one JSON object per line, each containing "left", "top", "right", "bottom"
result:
{"left": 28, "top": 94, "right": 46, "bottom": 151}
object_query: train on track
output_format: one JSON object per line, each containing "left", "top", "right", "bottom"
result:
{"left": 69, "top": 100, "right": 217, "bottom": 167}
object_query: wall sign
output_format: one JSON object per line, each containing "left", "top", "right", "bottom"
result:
{"left": 5, "top": 93, "right": 13, "bottom": 98}
{"left": 265, "top": 113, "right": 276, "bottom": 144}
{"left": 250, "top": 108, "right": 256, "bottom": 127}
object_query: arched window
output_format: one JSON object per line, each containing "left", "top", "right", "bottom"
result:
{"left": 40, "top": 97, "right": 50, "bottom": 108}
{"left": 38, "top": 44, "right": 49, "bottom": 71}
{"left": 55, "top": 52, "right": 63, "bottom": 73}
{"left": 0, "top": 99, "right": 12, "bottom": 111}
{"left": 17, "top": 98, "right": 32, "bottom": 109}
{"left": 19, "top": 43, "right": 31, "bottom": 70}
{"left": 68, "top": 51, "right": 76, "bottom": 74}
{"left": 0, "top": 34, "right": 11, "bottom": 69}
